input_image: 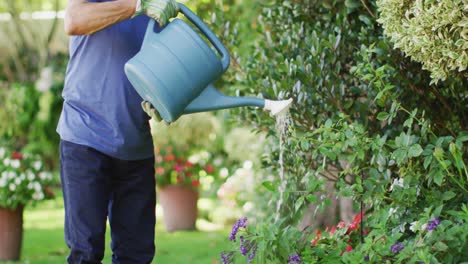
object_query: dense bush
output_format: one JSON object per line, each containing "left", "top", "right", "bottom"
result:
{"left": 377, "top": 0, "right": 467, "bottom": 83}
{"left": 211, "top": 0, "right": 467, "bottom": 263}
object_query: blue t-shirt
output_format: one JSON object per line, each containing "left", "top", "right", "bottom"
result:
{"left": 57, "top": 9, "right": 156, "bottom": 160}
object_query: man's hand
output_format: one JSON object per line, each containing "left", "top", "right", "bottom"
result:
{"left": 134, "top": 0, "right": 179, "bottom": 27}
{"left": 141, "top": 101, "right": 162, "bottom": 122}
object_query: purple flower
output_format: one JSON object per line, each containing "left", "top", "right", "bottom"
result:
{"left": 239, "top": 236, "right": 249, "bottom": 256}
{"left": 364, "top": 255, "right": 370, "bottom": 261}
{"left": 288, "top": 254, "right": 301, "bottom": 264}
{"left": 248, "top": 246, "right": 257, "bottom": 263}
{"left": 229, "top": 217, "right": 248, "bottom": 241}
{"left": 427, "top": 217, "right": 441, "bottom": 231}
{"left": 390, "top": 242, "right": 405, "bottom": 254}
{"left": 220, "top": 251, "right": 234, "bottom": 264}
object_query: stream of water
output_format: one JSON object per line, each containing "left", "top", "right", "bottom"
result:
{"left": 274, "top": 110, "right": 292, "bottom": 223}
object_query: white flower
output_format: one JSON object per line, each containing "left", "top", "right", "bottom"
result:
{"left": 9, "top": 183, "right": 16, "bottom": 191}
{"left": 33, "top": 182, "right": 42, "bottom": 192}
{"left": 3, "top": 158, "right": 11, "bottom": 166}
{"left": 8, "top": 171, "right": 16, "bottom": 179}
{"left": 14, "top": 177, "right": 21, "bottom": 185}
{"left": 390, "top": 178, "right": 404, "bottom": 191}
{"left": 0, "top": 178, "right": 6, "bottom": 187}
{"left": 243, "top": 160, "right": 253, "bottom": 169}
{"left": 33, "top": 161, "right": 42, "bottom": 171}
{"left": 389, "top": 207, "right": 397, "bottom": 216}
{"left": 1, "top": 171, "right": 7, "bottom": 180}
{"left": 27, "top": 171, "right": 35, "bottom": 181}
{"left": 39, "top": 172, "right": 51, "bottom": 181}
{"left": 410, "top": 221, "right": 419, "bottom": 232}
{"left": 0, "top": 147, "right": 5, "bottom": 158}
{"left": 11, "top": 159, "right": 20, "bottom": 168}
{"left": 220, "top": 168, "right": 229, "bottom": 178}
{"left": 27, "top": 183, "right": 34, "bottom": 190}
{"left": 36, "top": 66, "right": 53, "bottom": 92}
{"left": 32, "top": 192, "right": 44, "bottom": 200}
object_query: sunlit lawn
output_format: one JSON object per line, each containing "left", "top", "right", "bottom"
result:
{"left": 2, "top": 191, "right": 232, "bottom": 264}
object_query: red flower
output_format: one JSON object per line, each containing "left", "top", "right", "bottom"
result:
{"left": 155, "top": 167, "right": 165, "bottom": 175}
{"left": 337, "top": 221, "right": 346, "bottom": 229}
{"left": 191, "top": 179, "right": 200, "bottom": 187}
{"left": 185, "top": 161, "right": 194, "bottom": 167}
{"left": 330, "top": 226, "right": 337, "bottom": 235}
{"left": 346, "top": 245, "right": 353, "bottom": 252}
{"left": 164, "top": 154, "right": 175, "bottom": 161}
{"left": 186, "top": 172, "right": 193, "bottom": 177}
{"left": 11, "top": 152, "right": 23, "bottom": 160}
{"left": 310, "top": 230, "right": 321, "bottom": 247}
{"left": 205, "top": 164, "right": 214, "bottom": 173}
{"left": 346, "top": 213, "right": 363, "bottom": 234}
{"left": 176, "top": 158, "right": 184, "bottom": 164}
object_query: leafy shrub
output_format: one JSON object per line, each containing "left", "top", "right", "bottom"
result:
{"left": 377, "top": 0, "right": 467, "bottom": 83}
{"left": 210, "top": 0, "right": 467, "bottom": 263}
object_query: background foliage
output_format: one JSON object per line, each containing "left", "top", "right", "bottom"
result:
{"left": 208, "top": 0, "right": 467, "bottom": 263}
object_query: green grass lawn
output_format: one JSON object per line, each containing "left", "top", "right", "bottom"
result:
{"left": 2, "top": 192, "right": 232, "bottom": 264}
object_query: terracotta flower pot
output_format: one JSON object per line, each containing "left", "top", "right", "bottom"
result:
{"left": 158, "top": 185, "right": 198, "bottom": 232}
{"left": 0, "top": 206, "right": 24, "bottom": 261}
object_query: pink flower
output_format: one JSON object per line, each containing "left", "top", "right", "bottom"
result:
{"left": 337, "top": 221, "right": 346, "bottom": 229}
{"left": 174, "top": 165, "right": 183, "bottom": 172}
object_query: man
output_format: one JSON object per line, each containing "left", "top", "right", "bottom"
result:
{"left": 57, "top": 0, "right": 178, "bottom": 263}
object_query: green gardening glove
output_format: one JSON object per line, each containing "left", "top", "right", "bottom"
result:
{"left": 141, "top": 101, "right": 162, "bottom": 122}
{"left": 134, "top": 0, "right": 179, "bottom": 27}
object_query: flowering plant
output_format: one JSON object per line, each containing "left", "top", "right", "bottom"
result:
{"left": 0, "top": 146, "right": 54, "bottom": 209}
{"left": 154, "top": 144, "right": 217, "bottom": 189}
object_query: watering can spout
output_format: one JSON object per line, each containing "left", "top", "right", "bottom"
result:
{"left": 183, "top": 84, "right": 293, "bottom": 116}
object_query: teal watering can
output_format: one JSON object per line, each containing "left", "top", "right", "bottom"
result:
{"left": 125, "top": 3, "right": 292, "bottom": 123}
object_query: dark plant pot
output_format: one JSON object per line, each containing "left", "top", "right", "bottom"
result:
{"left": 158, "top": 185, "right": 198, "bottom": 232}
{"left": 0, "top": 206, "right": 23, "bottom": 261}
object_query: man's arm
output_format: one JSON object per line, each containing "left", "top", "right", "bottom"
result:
{"left": 64, "top": 0, "right": 137, "bottom": 35}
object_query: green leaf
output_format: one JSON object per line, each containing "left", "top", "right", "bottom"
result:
{"left": 295, "top": 196, "right": 305, "bottom": 211}
{"left": 377, "top": 112, "right": 389, "bottom": 121}
{"left": 262, "top": 181, "right": 277, "bottom": 192}
{"left": 442, "top": 191, "right": 456, "bottom": 201}
{"left": 408, "top": 144, "right": 423, "bottom": 158}
{"left": 306, "top": 194, "right": 318, "bottom": 203}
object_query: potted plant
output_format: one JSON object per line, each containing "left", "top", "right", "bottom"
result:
{"left": 154, "top": 143, "right": 217, "bottom": 232}
{"left": 0, "top": 146, "right": 53, "bottom": 261}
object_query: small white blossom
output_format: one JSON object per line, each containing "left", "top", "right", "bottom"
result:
{"left": 36, "top": 66, "right": 53, "bottom": 92}
{"left": 27, "top": 183, "right": 34, "bottom": 190}
{"left": 389, "top": 207, "right": 397, "bottom": 216}
{"left": 0, "top": 147, "right": 5, "bottom": 158}
{"left": 0, "top": 178, "right": 6, "bottom": 187}
{"left": 220, "top": 168, "right": 229, "bottom": 178}
{"left": 390, "top": 178, "right": 404, "bottom": 191}
{"left": 243, "top": 160, "right": 253, "bottom": 169}
{"left": 8, "top": 171, "right": 16, "bottom": 179}
{"left": 14, "top": 177, "right": 22, "bottom": 185}
{"left": 4, "top": 158, "right": 11, "bottom": 166}
{"left": 27, "top": 171, "right": 35, "bottom": 181}
{"left": 33, "top": 182, "right": 42, "bottom": 192}
{"left": 19, "top": 173, "right": 26, "bottom": 181}
{"left": 32, "top": 192, "right": 44, "bottom": 200}
{"left": 9, "top": 183, "right": 16, "bottom": 191}
{"left": 1, "top": 171, "right": 7, "bottom": 180}
{"left": 11, "top": 159, "right": 20, "bottom": 168}
{"left": 33, "top": 161, "right": 42, "bottom": 171}
{"left": 410, "top": 221, "right": 419, "bottom": 232}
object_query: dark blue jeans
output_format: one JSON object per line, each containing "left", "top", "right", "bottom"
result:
{"left": 60, "top": 140, "right": 156, "bottom": 264}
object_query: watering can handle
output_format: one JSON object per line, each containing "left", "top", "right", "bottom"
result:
{"left": 144, "top": 4, "right": 230, "bottom": 72}
{"left": 178, "top": 3, "right": 230, "bottom": 72}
